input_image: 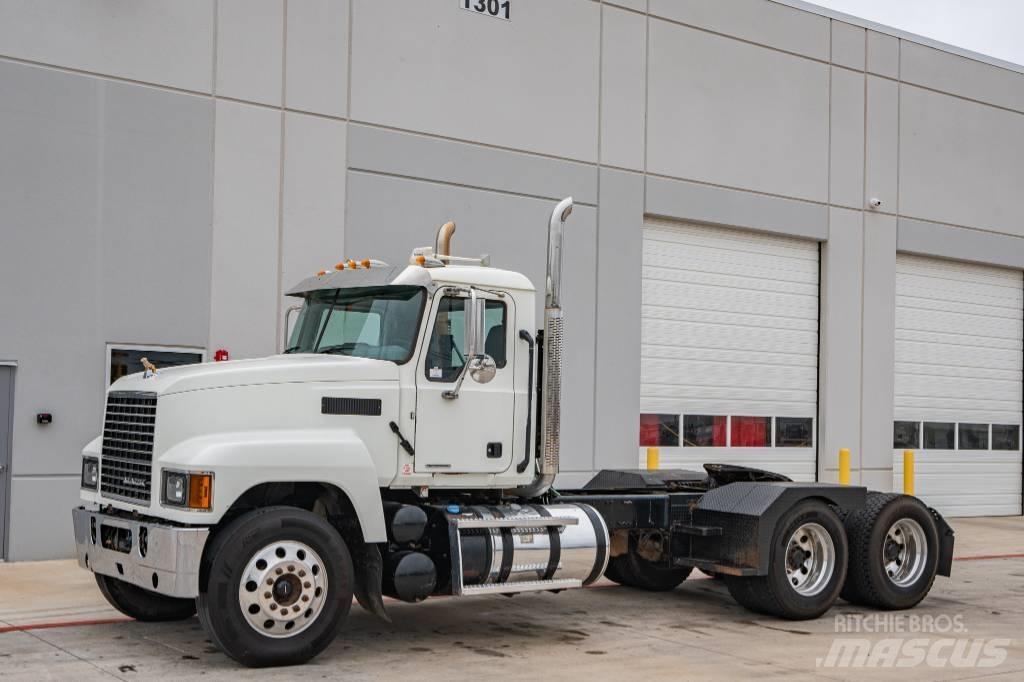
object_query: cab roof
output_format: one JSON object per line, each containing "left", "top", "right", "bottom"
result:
{"left": 286, "top": 264, "right": 535, "bottom": 297}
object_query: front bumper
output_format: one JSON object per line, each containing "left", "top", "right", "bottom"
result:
{"left": 72, "top": 507, "right": 210, "bottom": 599}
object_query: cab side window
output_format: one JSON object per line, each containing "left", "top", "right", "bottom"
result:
{"left": 425, "top": 296, "right": 507, "bottom": 382}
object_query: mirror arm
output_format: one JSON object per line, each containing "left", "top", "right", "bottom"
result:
{"left": 442, "top": 359, "right": 472, "bottom": 400}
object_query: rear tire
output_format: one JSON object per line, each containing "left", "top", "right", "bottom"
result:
{"left": 840, "top": 492, "right": 939, "bottom": 610}
{"left": 95, "top": 574, "right": 196, "bottom": 622}
{"left": 197, "top": 506, "right": 354, "bottom": 667}
{"left": 603, "top": 531, "right": 692, "bottom": 591}
{"left": 725, "top": 499, "right": 848, "bottom": 620}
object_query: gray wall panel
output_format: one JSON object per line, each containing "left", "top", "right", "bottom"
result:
{"left": 649, "top": 0, "right": 829, "bottom": 61}
{"left": 0, "top": 0, "right": 214, "bottom": 92}
{"left": 901, "top": 41, "right": 1024, "bottom": 113}
{"left": 99, "top": 82, "right": 214, "bottom": 349}
{"left": 866, "top": 30, "right": 899, "bottom": 79}
{"left": 7, "top": 477, "right": 79, "bottom": 560}
{"left": 818, "top": 208, "right": 864, "bottom": 482}
{"left": 599, "top": 5, "right": 647, "bottom": 171}
{"left": 897, "top": 218, "right": 1024, "bottom": 270}
{"left": 831, "top": 21, "right": 865, "bottom": 71}
{"left": 865, "top": 76, "right": 899, "bottom": 212}
{"left": 829, "top": 66, "right": 865, "bottom": 209}
{"left": 349, "top": 0, "right": 601, "bottom": 162}
{"left": 861, "top": 212, "right": 897, "bottom": 471}
{"left": 899, "top": 84, "right": 1024, "bottom": 236}
{"left": 645, "top": 176, "right": 829, "bottom": 241}
{"left": 593, "top": 169, "right": 644, "bottom": 472}
{"left": 647, "top": 19, "right": 829, "bottom": 202}
{"left": 344, "top": 172, "right": 597, "bottom": 473}
{"left": 285, "top": 0, "right": 349, "bottom": 118}
{"left": 347, "top": 125, "right": 597, "bottom": 205}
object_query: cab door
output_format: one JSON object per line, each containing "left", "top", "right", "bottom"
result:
{"left": 414, "top": 292, "right": 515, "bottom": 473}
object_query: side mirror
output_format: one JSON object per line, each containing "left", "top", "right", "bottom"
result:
{"left": 464, "top": 289, "right": 487, "bottom": 358}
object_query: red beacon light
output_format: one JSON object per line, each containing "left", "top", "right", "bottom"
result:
{"left": 214, "top": 349, "right": 230, "bottom": 362}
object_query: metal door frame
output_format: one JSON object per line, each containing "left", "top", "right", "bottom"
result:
{"left": 0, "top": 363, "right": 15, "bottom": 560}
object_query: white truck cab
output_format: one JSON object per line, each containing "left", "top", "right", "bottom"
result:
{"left": 72, "top": 198, "right": 953, "bottom": 668}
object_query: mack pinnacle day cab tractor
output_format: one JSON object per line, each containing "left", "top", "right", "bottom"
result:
{"left": 73, "top": 198, "right": 954, "bottom": 667}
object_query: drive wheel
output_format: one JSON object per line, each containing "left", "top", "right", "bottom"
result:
{"left": 841, "top": 493, "right": 939, "bottom": 610}
{"left": 604, "top": 531, "right": 692, "bottom": 591}
{"left": 95, "top": 574, "right": 196, "bottom": 621}
{"left": 197, "top": 507, "right": 353, "bottom": 667}
{"left": 725, "top": 499, "right": 847, "bottom": 620}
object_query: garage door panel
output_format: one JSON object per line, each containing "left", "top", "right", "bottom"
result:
{"left": 645, "top": 223, "right": 820, "bottom": 263}
{"left": 897, "top": 306, "right": 1023, "bottom": 339}
{"left": 643, "top": 261, "right": 818, "bottom": 297}
{"left": 894, "top": 254, "right": 1022, "bottom": 517}
{"left": 643, "top": 359, "right": 818, "bottom": 393}
{"left": 644, "top": 318, "right": 817, "bottom": 355}
{"left": 644, "top": 302, "right": 817, "bottom": 333}
{"left": 643, "top": 343, "right": 817, "bottom": 368}
{"left": 643, "top": 245, "right": 819, "bottom": 284}
{"left": 661, "top": 448, "right": 816, "bottom": 482}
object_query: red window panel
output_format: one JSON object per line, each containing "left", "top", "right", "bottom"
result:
{"left": 639, "top": 414, "right": 679, "bottom": 447}
{"left": 731, "top": 416, "right": 771, "bottom": 447}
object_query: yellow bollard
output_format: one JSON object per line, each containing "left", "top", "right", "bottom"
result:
{"left": 903, "top": 450, "right": 915, "bottom": 495}
{"left": 838, "top": 448, "right": 851, "bottom": 485}
{"left": 646, "top": 447, "right": 660, "bottom": 471}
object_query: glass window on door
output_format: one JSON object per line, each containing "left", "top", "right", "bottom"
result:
{"left": 425, "top": 297, "right": 507, "bottom": 383}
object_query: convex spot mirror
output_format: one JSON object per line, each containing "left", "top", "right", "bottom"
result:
{"left": 468, "top": 355, "right": 497, "bottom": 384}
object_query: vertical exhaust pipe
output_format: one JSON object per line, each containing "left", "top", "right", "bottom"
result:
{"left": 435, "top": 221, "right": 456, "bottom": 257}
{"left": 515, "top": 197, "right": 573, "bottom": 497}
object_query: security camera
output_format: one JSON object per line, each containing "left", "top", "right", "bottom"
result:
{"left": 868, "top": 197, "right": 882, "bottom": 209}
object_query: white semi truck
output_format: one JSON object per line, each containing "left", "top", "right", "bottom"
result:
{"left": 73, "top": 198, "right": 954, "bottom": 667}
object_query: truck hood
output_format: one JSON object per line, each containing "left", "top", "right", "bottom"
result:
{"left": 109, "top": 354, "right": 400, "bottom": 396}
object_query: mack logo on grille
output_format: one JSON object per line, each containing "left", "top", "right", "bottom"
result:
{"left": 100, "top": 391, "right": 157, "bottom": 503}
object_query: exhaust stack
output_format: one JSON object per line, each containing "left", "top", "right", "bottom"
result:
{"left": 516, "top": 197, "right": 573, "bottom": 497}
{"left": 435, "top": 221, "right": 456, "bottom": 257}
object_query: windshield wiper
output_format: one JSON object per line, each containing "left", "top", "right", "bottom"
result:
{"left": 318, "top": 343, "right": 357, "bottom": 355}
{"left": 282, "top": 345, "right": 303, "bottom": 354}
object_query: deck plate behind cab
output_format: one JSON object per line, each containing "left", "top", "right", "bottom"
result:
{"left": 581, "top": 469, "right": 707, "bottom": 492}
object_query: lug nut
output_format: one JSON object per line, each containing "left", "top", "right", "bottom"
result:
{"left": 269, "top": 603, "right": 278, "bottom": 610}
{"left": 275, "top": 568, "right": 283, "bottom": 575}
{"left": 302, "top": 595, "right": 309, "bottom": 602}
{"left": 287, "top": 565, "right": 295, "bottom": 572}
{"left": 264, "top": 592, "right": 272, "bottom": 599}
{"left": 298, "top": 570, "right": 306, "bottom": 577}
{"left": 303, "top": 581, "right": 311, "bottom": 588}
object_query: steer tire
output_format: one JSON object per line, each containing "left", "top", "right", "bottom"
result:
{"left": 840, "top": 492, "right": 939, "bottom": 610}
{"left": 95, "top": 574, "right": 196, "bottom": 622}
{"left": 197, "top": 506, "right": 354, "bottom": 668}
{"left": 604, "top": 532, "right": 692, "bottom": 591}
{"left": 725, "top": 499, "right": 848, "bottom": 620}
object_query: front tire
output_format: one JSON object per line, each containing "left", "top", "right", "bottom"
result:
{"left": 95, "top": 574, "right": 196, "bottom": 621}
{"left": 840, "top": 493, "right": 939, "bottom": 610}
{"left": 725, "top": 499, "right": 848, "bottom": 620}
{"left": 197, "top": 507, "right": 354, "bottom": 667}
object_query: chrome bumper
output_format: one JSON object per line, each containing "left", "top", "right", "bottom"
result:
{"left": 71, "top": 507, "right": 210, "bottom": 599}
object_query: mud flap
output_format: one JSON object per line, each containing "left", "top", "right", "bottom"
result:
{"left": 929, "top": 507, "right": 955, "bottom": 577}
{"left": 352, "top": 543, "right": 391, "bottom": 624}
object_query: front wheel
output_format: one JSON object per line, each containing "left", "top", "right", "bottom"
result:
{"left": 725, "top": 499, "right": 848, "bottom": 620}
{"left": 197, "top": 507, "right": 354, "bottom": 667}
{"left": 95, "top": 574, "right": 196, "bottom": 621}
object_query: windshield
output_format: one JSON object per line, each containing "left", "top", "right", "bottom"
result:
{"left": 284, "top": 286, "right": 426, "bottom": 363}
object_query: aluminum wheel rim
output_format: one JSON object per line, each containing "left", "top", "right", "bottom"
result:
{"left": 784, "top": 522, "right": 835, "bottom": 597}
{"left": 238, "top": 540, "right": 328, "bottom": 639}
{"left": 883, "top": 518, "right": 928, "bottom": 587}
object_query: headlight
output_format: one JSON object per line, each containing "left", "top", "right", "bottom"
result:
{"left": 81, "top": 457, "right": 99, "bottom": 490}
{"left": 162, "top": 470, "right": 213, "bottom": 511}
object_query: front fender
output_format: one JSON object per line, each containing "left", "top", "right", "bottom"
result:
{"left": 156, "top": 429, "right": 386, "bottom": 542}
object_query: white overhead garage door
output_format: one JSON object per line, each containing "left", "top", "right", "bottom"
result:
{"left": 639, "top": 219, "right": 820, "bottom": 481}
{"left": 893, "top": 254, "right": 1023, "bottom": 517}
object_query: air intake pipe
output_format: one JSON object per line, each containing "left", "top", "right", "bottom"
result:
{"left": 514, "top": 197, "right": 573, "bottom": 497}
{"left": 435, "top": 221, "right": 456, "bottom": 257}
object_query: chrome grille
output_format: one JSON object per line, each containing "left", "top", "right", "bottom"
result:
{"left": 100, "top": 391, "right": 157, "bottom": 503}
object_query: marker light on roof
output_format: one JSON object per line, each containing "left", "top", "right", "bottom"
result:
{"left": 316, "top": 269, "right": 327, "bottom": 276}
{"left": 334, "top": 261, "right": 346, "bottom": 271}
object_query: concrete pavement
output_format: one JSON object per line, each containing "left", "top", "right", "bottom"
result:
{"left": 1, "top": 516, "right": 1022, "bottom": 680}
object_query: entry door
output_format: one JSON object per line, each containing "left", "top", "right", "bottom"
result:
{"left": 0, "top": 366, "right": 13, "bottom": 559}
{"left": 414, "top": 293, "right": 515, "bottom": 474}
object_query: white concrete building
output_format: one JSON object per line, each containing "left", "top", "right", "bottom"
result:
{"left": 1, "top": 0, "right": 1022, "bottom": 560}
